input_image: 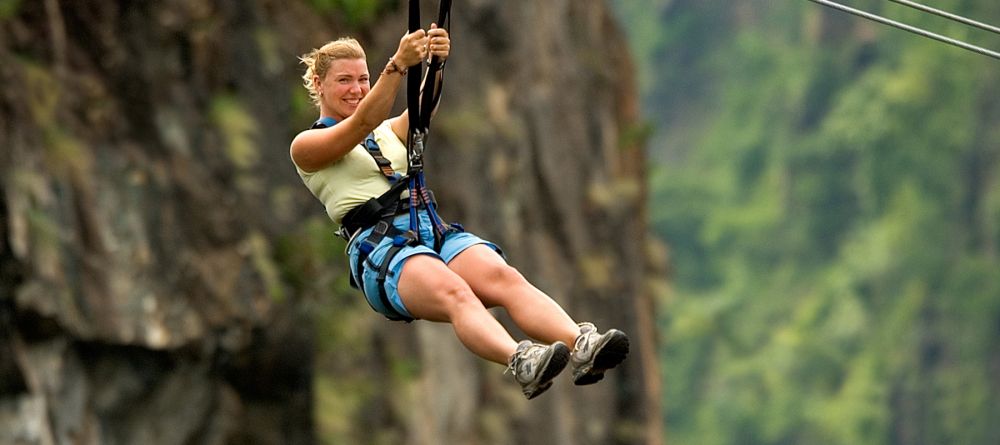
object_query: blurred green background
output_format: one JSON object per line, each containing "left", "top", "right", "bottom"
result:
{"left": 613, "top": 0, "right": 1000, "bottom": 443}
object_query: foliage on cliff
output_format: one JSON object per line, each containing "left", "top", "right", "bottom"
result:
{"left": 614, "top": 0, "right": 1000, "bottom": 443}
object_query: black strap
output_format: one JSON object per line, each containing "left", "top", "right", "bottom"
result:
{"left": 376, "top": 236, "right": 417, "bottom": 322}
{"left": 418, "top": 0, "right": 451, "bottom": 132}
{"left": 340, "top": 179, "right": 412, "bottom": 236}
{"left": 349, "top": 219, "right": 417, "bottom": 322}
{"left": 351, "top": 221, "right": 390, "bottom": 289}
{"left": 406, "top": 0, "right": 451, "bottom": 163}
{"left": 407, "top": 1, "right": 422, "bottom": 131}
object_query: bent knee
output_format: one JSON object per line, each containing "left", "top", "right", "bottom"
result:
{"left": 482, "top": 263, "right": 527, "bottom": 288}
{"left": 436, "top": 282, "right": 484, "bottom": 314}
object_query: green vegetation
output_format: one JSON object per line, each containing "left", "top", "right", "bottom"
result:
{"left": 0, "top": 0, "right": 20, "bottom": 21}
{"left": 306, "top": 0, "right": 387, "bottom": 28}
{"left": 211, "top": 95, "right": 260, "bottom": 170}
{"left": 613, "top": 1, "right": 1000, "bottom": 443}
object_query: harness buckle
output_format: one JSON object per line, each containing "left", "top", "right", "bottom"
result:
{"left": 358, "top": 220, "right": 393, "bottom": 255}
{"left": 393, "top": 230, "right": 418, "bottom": 247}
{"left": 373, "top": 220, "right": 391, "bottom": 236}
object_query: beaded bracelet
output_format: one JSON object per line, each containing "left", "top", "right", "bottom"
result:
{"left": 384, "top": 57, "right": 407, "bottom": 75}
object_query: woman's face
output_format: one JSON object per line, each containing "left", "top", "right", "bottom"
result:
{"left": 318, "top": 58, "right": 370, "bottom": 119}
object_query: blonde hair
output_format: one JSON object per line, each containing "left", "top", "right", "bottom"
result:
{"left": 300, "top": 38, "right": 367, "bottom": 108}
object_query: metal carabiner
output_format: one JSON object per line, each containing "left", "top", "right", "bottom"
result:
{"left": 409, "top": 130, "right": 426, "bottom": 170}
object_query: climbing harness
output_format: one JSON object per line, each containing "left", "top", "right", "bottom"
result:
{"left": 311, "top": 0, "right": 456, "bottom": 322}
{"left": 805, "top": 0, "right": 1000, "bottom": 61}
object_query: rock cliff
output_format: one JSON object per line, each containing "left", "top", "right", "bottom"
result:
{"left": 0, "top": 1, "right": 661, "bottom": 444}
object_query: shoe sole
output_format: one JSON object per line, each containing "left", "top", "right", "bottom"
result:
{"left": 573, "top": 330, "right": 629, "bottom": 386}
{"left": 523, "top": 343, "right": 570, "bottom": 400}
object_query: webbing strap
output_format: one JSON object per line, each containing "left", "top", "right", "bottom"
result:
{"left": 407, "top": 1, "right": 422, "bottom": 132}
{"left": 376, "top": 237, "right": 416, "bottom": 322}
{"left": 407, "top": 1, "right": 450, "bottom": 139}
{"left": 352, "top": 221, "right": 416, "bottom": 322}
{"left": 426, "top": 0, "right": 451, "bottom": 120}
{"left": 405, "top": 0, "right": 452, "bottom": 247}
{"left": 363, "top": 137, "right": 399, "bottom": 181}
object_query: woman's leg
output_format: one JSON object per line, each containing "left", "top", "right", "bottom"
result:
{"left": 395, "top": 254, "right": 518, "bottom": 365}
{"left": 446, "top": 245, "right": 581, "bottom": 347}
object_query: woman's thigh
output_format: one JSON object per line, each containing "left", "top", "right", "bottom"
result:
{"left": 396, "top": 253, "right": 481, "bottom": 322}
{"left": 446, "top": 244, "right": 526, "bottom": 307}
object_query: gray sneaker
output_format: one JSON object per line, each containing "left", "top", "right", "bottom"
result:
{"left": 570, "top": 322, "right": 629, "bottom": 385}
{"left": 506, "top": 340, "right": 570, "bottom": 399}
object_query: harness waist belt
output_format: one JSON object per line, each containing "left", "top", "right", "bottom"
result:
{"left": 341, "top": 187, "right": 436, "bottom": 236}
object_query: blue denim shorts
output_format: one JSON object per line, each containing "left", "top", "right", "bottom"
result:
{"left": 345, "top": 209, "right": 500, "bottom": 320}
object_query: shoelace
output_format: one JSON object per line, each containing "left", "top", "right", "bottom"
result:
{"left": 575, "top": 330, "right": 597, "bottom": 356}
{"left": 504, "top": 344, "right": 540, "bottom": 376}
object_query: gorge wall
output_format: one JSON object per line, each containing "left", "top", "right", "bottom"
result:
{"left": 0, "top": 1, "right": 661, "bottom": 444}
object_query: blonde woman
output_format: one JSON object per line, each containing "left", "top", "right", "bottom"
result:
{"left": 290, "top": 26, "right": 628, "bottom": 399}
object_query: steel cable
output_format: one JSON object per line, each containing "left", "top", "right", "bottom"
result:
{"left": 806, "top": 0, "right": 1000, "bottom": 61}
{"left": 888, "top": 0, "right": 1000, "bottom": 36}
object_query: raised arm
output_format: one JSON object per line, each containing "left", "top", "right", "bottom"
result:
{"left": 291, "top": 31, "right": 428, "bottom": 173}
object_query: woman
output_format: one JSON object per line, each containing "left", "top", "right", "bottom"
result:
{"left": 290, "top": 26, "right": 628, "bottom": 399}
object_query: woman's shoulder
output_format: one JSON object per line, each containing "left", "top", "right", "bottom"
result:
{"left": 372, "top": 119, "right": 395, "bottom": 133}
{"left": 374, "top": 119, "right": 407, "bottom": 146}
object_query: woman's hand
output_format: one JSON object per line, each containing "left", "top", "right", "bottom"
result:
{"left": 394, "top": 29, "right": 428, "bottom": 68}
{"left": 427, "top": 23, "right": 450, "bottom": 61}
{"left": 386, "top": 23, "right": 451, "bottom": 142}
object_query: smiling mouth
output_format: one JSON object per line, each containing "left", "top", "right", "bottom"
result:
{"left": 344, "top": 98, "right": 360, "bottom": 106}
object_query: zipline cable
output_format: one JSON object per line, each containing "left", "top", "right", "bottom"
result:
{"left": 805, "top": 0, "right": 1000, "bottom": 61}
{"left": 887, "top": 0, "right": 1000, "bottom": 36}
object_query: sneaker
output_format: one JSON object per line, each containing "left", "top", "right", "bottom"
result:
{"left": 570, "top": 322, "right": 630, "bottom": 385}
{"left": 506, "top": 340, "right": 570, "bottom": 399}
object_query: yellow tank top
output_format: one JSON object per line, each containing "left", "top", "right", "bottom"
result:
{"left": 293, "top": 120, "right": 408, "bottom": 225}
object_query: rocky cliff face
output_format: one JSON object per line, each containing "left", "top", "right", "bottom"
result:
{"left": 1, "top": 1, "right": 660, "bottom": 444}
